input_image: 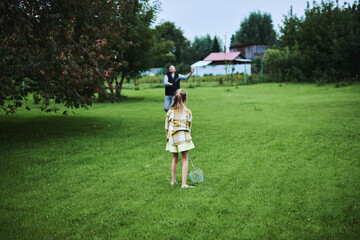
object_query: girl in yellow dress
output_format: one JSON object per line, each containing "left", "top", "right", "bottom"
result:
{"left": 165, "top": 89, "right": 195, "bottom": 188}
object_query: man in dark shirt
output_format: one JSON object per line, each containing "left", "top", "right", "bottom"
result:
{"left": 164, "top": 65, "right": 194, "bottom": 112}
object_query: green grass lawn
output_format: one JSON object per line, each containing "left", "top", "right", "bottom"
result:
{"left": 1, "top": 83, "right": 359, "bottom": 239}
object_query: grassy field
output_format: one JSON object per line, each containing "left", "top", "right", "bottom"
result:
{"left": 1, "top": 83, "right": 359, "bottom": 239}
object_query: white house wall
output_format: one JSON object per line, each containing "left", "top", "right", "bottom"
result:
{"left": 194, "top": 64, "right": 251, "bottom": 77}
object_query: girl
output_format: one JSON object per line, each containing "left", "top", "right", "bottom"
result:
{"left": 165, "top": 89, "right": 195, "bottom": 188}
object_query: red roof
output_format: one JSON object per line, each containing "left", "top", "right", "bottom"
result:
{"left": 204, "top": 52, "right": 241, "bottom": 61}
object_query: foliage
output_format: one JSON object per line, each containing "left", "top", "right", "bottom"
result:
{"left": 153, "top": 21, "right": 223, "bottom": 67}
{"left": 272, "top": 0, "right": 360, "bottom": 82}
{"left": 175, "top": 63, "right": 190, "bottom": 74}
{"left": 1, "top": 84, "right": 360, "bottom": 239}
{"left": 186, "top": 35, "right": 213, "bottom": 64}
{"left": 180, "top": 34, "right": 225, "bottom": 66}
{"left": 212, "top": 36, "right": 221, "bottom": 52}
{"left": 231, "top": 11, "right": 276, "bottom": 46}
{"left": 106, "top": 0, "right": 172, "bottom": 100}
{"left": 0, "top": 0, "right": 166, "bottom": 114}
{"left": 251, "top": 57, "right": 262, "bottom": 74}
{"left": 263, "top": 48, "right": 304, "bottom": 82}
{"left": 0, "top": 0, "right": 121, "bottom": 113}
{"left": 134, "top": 72, "right": 276, "bottom": 89}
{"left": 154, "top": 21, "right": 188, "bottom": 66}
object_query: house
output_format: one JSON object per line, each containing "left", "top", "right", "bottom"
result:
{"left": 230, "top": 43, "right": 268, "bottom": 59}
{"left": 191, "top": 52, "right": 251, "bottom": 77}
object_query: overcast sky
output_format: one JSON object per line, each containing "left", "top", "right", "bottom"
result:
{"left": 154, "top": 0, "right": 352, "bottom": 49}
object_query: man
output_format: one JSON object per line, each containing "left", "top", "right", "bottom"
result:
{"left": 164, "top": 65, "right": 195, "bottom": 112}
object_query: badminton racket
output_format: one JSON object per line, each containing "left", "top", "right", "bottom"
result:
{"left": 189, "top": 153, "right": 204, "bottom": 183}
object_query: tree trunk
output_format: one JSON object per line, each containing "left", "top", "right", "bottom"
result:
{"left": 115, "top": 74, "right": 126, "bottom": 99}
{"left": 98, "top": 88, "right": 107, "bottom": 102}
{"left": 108, "top": 78, "right": 115, "bottom": 95}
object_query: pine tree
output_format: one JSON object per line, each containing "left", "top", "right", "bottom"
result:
{"left": 212, "top": 36, "right": 221, "bottom": 52}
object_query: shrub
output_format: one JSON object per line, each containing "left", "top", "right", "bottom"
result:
{"left": 33, "top": 94, "right": 41, "bottom": 104}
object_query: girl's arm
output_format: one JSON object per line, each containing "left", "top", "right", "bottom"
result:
{"left": 165, "top": 113, "right": 169, "bottom": 137}
{"left": 188, "top": 110, "right": 192, "bottom": 131}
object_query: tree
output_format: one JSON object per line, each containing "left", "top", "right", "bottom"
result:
{"left": 278, "top": 6, "right": 301, "bottom": 49}
{"left": 152, "top": 22, "right": 223, "bottom": 68}
{"left": 212, "top": 36, "right": 221, "bottom": 52}
{"left": 154, "top": 21, "right": 188, "bottom": 66}
{"left": 263, "top": 47, "right": 303, "bottom": 82}
{"left": 231, "top": 11, "right": 276, "bottom": 46}
{"left": 179, "top": 35, "right": 223, "bottom": 66}
{"left": 0, "top": 0, "right": 124, "bottom": 114}
{"left": 183, "top": 34, "right": 213, "bottom": 64}
{"left": 0, "top": 0, "right": 165, "bottom": 114}
{"left": 275, "top": 0, "right": 360, "bottom": 82}
{"left": 106, "top": 0, "right": 173, "bottom": 99}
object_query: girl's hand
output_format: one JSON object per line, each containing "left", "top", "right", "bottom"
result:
{"left": 190, "top": 68, "right": 195, "bottom": 73}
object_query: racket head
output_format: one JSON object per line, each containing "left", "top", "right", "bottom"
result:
{"left": 189, "top": 168, "right": 204, "bottom": 183}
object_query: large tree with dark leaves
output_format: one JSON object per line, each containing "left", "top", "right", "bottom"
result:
{"left": 0, "top": 0, "right": 162, "bottom": 114}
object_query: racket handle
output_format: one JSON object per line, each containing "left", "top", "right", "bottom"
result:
{"left": 189, "top": 153, "right": 195, "bottom": 169}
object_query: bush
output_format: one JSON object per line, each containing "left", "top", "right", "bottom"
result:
{"left": 130, "top": 71, "right": 287, "bottom": 89}
{"left": 263, "top": 47, "right": 305, "bottom": 83}
{"left": 176, "top": 63, "right": 190, "bottom": 74}
{"left": 33, "top": 94, "right": 41, "bottom": 104}
{"left": 251, "top": 57, "right": 262, "bottom": 74}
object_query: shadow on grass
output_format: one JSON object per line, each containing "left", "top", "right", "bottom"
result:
{"left": 0, "top": 115, "right": 115, "bottom": 147}
{"left": 121, "top": 95, "right": 164, "bottom": 103}
{"left": 95, "top": 96, "right": 146, "bottom": 104}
